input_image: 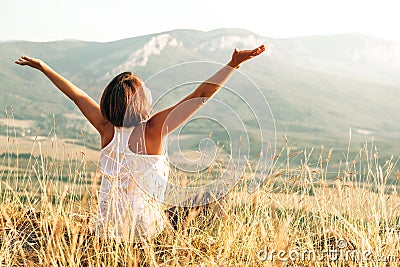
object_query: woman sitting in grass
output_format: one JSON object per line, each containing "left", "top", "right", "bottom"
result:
{"left": 15, "top": 45, "right": 265, "bottom": 243}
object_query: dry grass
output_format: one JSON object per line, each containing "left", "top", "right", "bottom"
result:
{"left": 1, "top": 129, "right": 400, "bottom": 266}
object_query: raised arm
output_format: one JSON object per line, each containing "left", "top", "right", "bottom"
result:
{"left": 15, "top": 56, "right": 108, "bottom": 135}
{"left": 144, "top": 45, "right": 265, "bottom": 154}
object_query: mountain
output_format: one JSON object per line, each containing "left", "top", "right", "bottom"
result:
{"left": 1, "top": 29, "right": 400, "bottom": 157}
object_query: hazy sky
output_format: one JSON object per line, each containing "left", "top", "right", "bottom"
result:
{"left": 1, "top": 0, "right": 399, "bottom": 42}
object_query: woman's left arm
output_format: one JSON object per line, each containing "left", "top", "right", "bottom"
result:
{"left": 143, "top": 45, "right": 265, "bottom": 154}
{"left": 148, "top": 45, "right": 265, "bottom": 137}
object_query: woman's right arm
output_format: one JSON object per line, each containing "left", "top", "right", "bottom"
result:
{"left": 144, "top": 45, "right": 265, "bottom": 154}
{"left": 15, "top": 56, "right": 109, "bottom": 135}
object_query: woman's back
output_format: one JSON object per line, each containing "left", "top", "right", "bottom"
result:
{"left": 95, "top": 126, "right": 169, "bottom": 242}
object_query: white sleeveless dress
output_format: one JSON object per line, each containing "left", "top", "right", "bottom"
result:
{"left": 94, "top": 126, "right": 169, "bottom": 242}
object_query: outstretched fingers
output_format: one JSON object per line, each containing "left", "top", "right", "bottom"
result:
{"left": 15, "top": 55, "right": 42, "bottom": 69}
{"left": 252, "top": 45, "right": 266, "bottom": 56}
{"left": 15, "top": 55, "right": 29, "bottom": 65}
{"left": 15, "top": 57, "right": 23, "bottom": 65}
{"left": 229, "top": 44, "right": 267, "bottom": 67}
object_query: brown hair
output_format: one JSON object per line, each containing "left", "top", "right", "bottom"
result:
{"left": 100, "top": 72, "right": 150, "bottom": 127}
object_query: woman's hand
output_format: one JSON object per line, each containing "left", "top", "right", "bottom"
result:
{"left": 15, "top": 55, "right": 44, "bottom": 71}
{"left": 228, "top": 45, "right": 266, "bottom": 68}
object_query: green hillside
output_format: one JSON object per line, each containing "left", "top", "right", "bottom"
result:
{"left": 1, "top": 29, "right": 399, "bottom": 160}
